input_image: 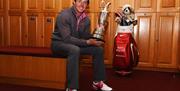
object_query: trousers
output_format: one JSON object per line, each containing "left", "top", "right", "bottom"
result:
{"left": 51, "top": 41, "right": 106, "bottom": 89}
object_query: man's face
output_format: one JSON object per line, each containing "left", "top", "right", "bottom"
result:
{"left": 74, "top": 0, "right": 88, "bottom": 13}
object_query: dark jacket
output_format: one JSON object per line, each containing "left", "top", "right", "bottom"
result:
{"left": 51, "top": 6, "right": 92, "bottom": 46}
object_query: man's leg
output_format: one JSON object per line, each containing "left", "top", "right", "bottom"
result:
{"left": 80, "top": 46, "right": 106, "bottom": 81}
{"left": 80, "top": 46, "right": 112, "bottom": 91}
{"left": 51, "top": 41, "right": 80, "bottom": 89}
{"left": 66, "top": 45, "right": 80, "bottom": 89}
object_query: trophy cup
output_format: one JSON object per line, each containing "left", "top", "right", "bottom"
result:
{"left": 92, "top": 0, "right": 111, "bottom": 42}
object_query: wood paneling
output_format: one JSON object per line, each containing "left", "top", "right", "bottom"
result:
{"left": 0, "top": 54, "right": 66, "bottom": 89}
{"left": 61, "top": 0, "right": 73, "bottom": 10}
{"left": 25, "top": 13, "right": 43, "bottom": 47}
{"left": 135, "top": 0, "right": 157, "bottom": 12}
{"left": 26, "top": 0, "right": 42, "bottom": 12}
{"left": 8, "top": 0, "right": 24, "bottom": 12}
{"left": 179, "top": 13, "right": 180, "bottom": 70}
{"left": 0, "top": 14, "right": 4, "bottom": 46}
{"left": 0, "top": 54, "right": 66, "bottom": 81}
{"left": 43, "top": 0, "right": 61, "bottom": 12}
{"left": 0, "top": 0, "right": 5, "bottom": 12}
{"left": 43, "top": 13, "right": 56, "bottom": 47}
{"left": 157, "top": 0, "right": 180, "bottom": 12}
{"left": 155, "top": 13, "right": 179, "bottom": 68}
{"left": 26, "top": 0, "right": 61, "bottom": 12}
{"left": 134, "top": 13, "right": 156, "bottom": 67}
{"left": 7, "top": 14, "right": 23, "bottom": 46}
{"left": 134, "top": 0, "right": 179, "bottom": 69}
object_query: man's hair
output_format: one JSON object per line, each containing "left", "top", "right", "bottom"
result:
{"left": 74, "top": 0, "right": 89, "bottom": 4}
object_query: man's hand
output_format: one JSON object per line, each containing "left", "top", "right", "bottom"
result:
{"left": 86, "top": 39, "right": 104, "bottom": 46}
{"left": 96, "top": 24, "right": 105, "bottom": 30}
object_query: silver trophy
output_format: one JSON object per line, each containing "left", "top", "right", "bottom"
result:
{"left": 92, "top": 0, "right": 111, "bottom": 41}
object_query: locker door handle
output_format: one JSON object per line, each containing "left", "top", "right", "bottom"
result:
{"left": 41, "top": 35, "right": 44, "bottom": 38}
{"left": 30, "top": 16, "right": 36, "bottom": 21}
{"left": 144, "top": 13, "right": 147, "bottom": 16}
{"left": 25, "top": 34, "right": 28, "bottom": 38}
{"left": 47, "top": 18, "right": 52, "bottom": 23}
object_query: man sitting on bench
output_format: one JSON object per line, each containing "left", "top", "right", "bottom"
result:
{"left": 51, "top": 0, "right": 112, "bottom": 91}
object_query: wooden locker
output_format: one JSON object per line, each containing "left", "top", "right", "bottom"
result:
{"left": 61, "top": 0, "right": 73, "bottom": 10}
{"left": 43, "top": 13, "right": 56, "bottom": 47}
{"left": 179, "top": 13, "right": 180, "bottom": 70}
{"left": 157, "top": 0, "right": 180, "bottom": 12}
{"left": 134, "top": 13, "right": 156, "bottom": 67}
{"left": 8, "top": 0, "right": 24, "bottom": 12}
{"left": 179, "top": 32, "right": 180, "bottom": 70}
{"left": 7, "top": 13, "right": 24, "bottom": 46}
{"left": 43, "top": 0, "right": 61, "bottom": 12}
{"left": 26, "top": 0, "right": 42, "bottom": 12}
{"left": 0, "top": 0, "right": 5, "bottom": 12}
{"left": 155, "top": 13, "right": 179, "bottom": 68}
{"left": 135, "top": 0, "right": 157, "bottom": 12}
{"left": 0, "top": 13, "right": 4, "bottom": 46}
{"left": 25, "top": 13, "right": 43, "bottom": 47}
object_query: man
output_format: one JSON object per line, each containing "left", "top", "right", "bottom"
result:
{"left": 51, "top": 0, "right": 112, "bottom": 91}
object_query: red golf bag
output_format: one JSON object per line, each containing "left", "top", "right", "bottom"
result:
{"left": 113, "top": 33, "right": 139, "bottom": 76}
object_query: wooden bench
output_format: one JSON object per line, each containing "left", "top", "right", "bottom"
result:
{"left": 0, "top": 46, "right": 67, "bottom": 89}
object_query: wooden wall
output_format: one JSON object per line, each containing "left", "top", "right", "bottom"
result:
{"left": 0, "top": 0, "right": 179, "bottom": 70}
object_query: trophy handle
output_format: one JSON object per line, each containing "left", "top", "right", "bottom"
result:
{"left": 102, "top": 2, "right": 111, "bottom": 12}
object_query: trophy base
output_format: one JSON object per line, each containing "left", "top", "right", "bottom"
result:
{"left": 91, "top": 37, "right": 105, "bottom": 42}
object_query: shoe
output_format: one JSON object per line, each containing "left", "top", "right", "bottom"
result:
{"left": 92, "top": 81, "right": 112, "bottom": 91}
{"left": 66, "top": 88, "right": 77, "bottom": 91}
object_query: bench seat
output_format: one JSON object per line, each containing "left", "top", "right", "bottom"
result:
{"left": 0, "top": 46, "right": 52, "bottom": 57}
{"left": 0, "top": 46, "right": 66, "bottom": 89}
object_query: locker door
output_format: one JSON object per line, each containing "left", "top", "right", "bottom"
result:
{"left": 134, "top": 13, "right": 156, "bottom": 67}
{"left": 157, "top": 0, "right": 180, "bottom": 12}
{"left": 26, "top": 13, "right": 43, "bottom": 47}
{"left": 26, "top": 0, "right": 42, "bottom": 12}
{"left": 0, "top": 14, "right": 4, "bottom": 46}
{"left": 135, "top": 0, "right": 157, "bottom": 12}
{"left": 8, "top": 0, "right": 24, "bottom": 12}
{"left": 43, "top": 0, "right": 61, "bottom": 12}
{"left": 155, "top": 13, "right": 179, "bottom": 68}
{"left": 43, "top": 13, "right": 56, "bottom": 47}
{"left": 8, "top": 13, "right": 24, "bottom": 46}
